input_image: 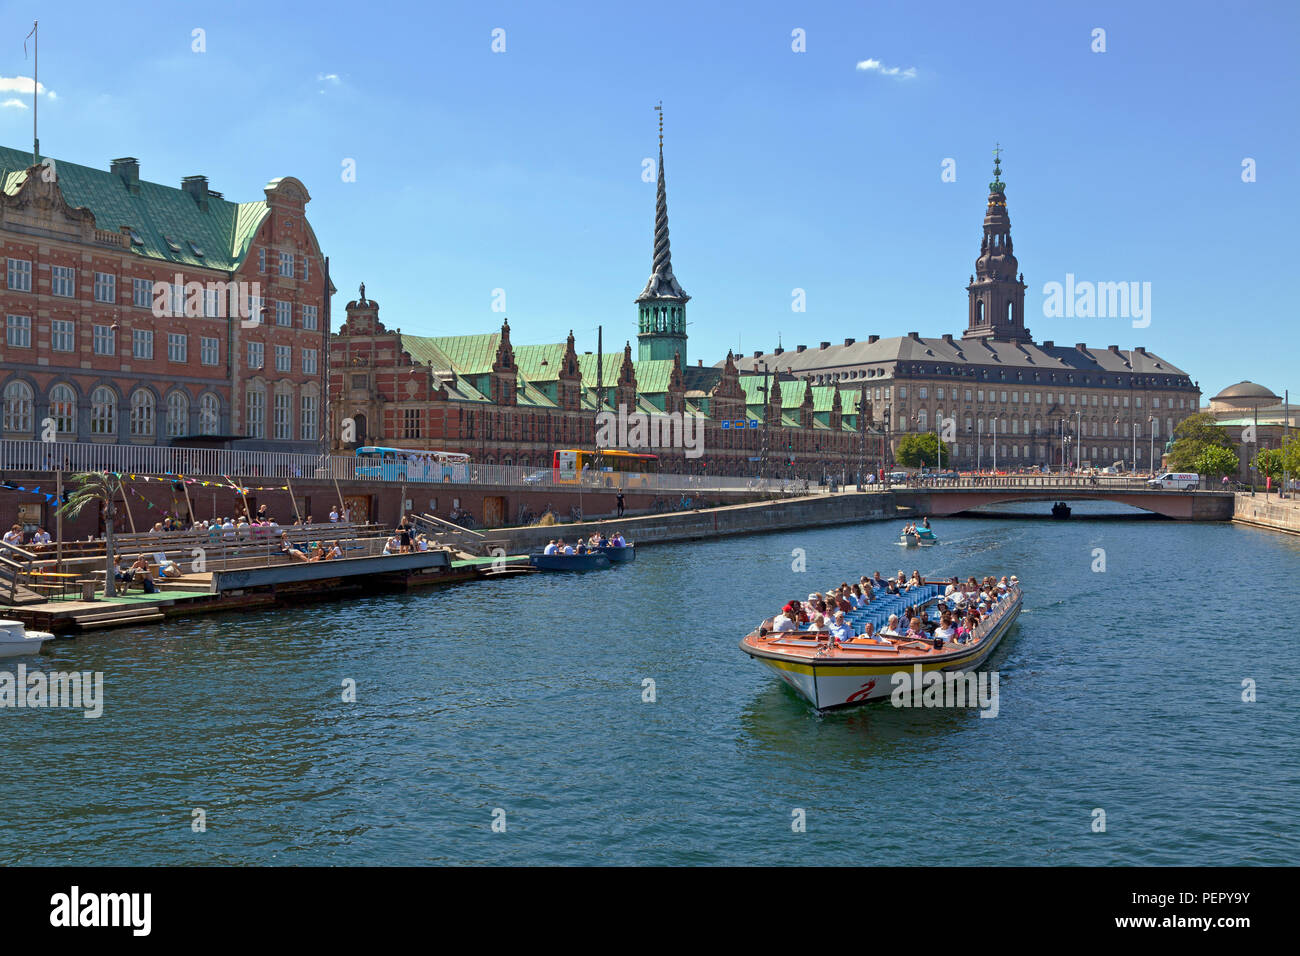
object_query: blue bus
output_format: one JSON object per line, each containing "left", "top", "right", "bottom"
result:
{"left": 354, "top": 447, "right": 471, "bottom": 482}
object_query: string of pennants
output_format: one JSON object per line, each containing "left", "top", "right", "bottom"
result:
{"left": 0, "top": 480, "right": 59, "bottom": 505}
{"left": 108, "top": 472, "right": 292, "bottom": 494}
{"left": 720, "top": 420, "right": 759, "bottom": 429}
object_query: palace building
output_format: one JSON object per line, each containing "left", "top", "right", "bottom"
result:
{"left": 730, "top": 154, "right": 1201, "bottom": 470}
{"left": 0, "top": 147, "right": 331, "bottom": 452}
{"left": 331, "top": 137, "right": 1202, "bottom": 475}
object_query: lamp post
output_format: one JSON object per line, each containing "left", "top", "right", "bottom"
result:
{"left": 1131, "top": 412, "right": 1137, "bottom": 474}
{"left": 1059, "top": 418, "right": 1066, "bottom": 472}
{"left": 1075, "top": 409, "right": 1082, "bottom": 472}
{"left": 1148, "top": 415, "right": 1155, "bottom": 476}
{"left": 992, "top": 417, "right": 998, "bottom": 473}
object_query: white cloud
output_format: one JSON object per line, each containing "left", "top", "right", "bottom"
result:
{"left": 855, "top": 58, "right": 917, "bottom": 79}
{"left": 316, "top": 72, "right": 341, "bottom": 84}
{"left": 0, "top": 75, "right": 55, "bottom": 97}
{"left": 1, "top": 98, "right": 28, "bottom": 110}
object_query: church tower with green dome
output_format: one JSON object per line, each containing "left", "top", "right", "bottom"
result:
{"left": 636, "top": 105, "right": 689, "bottom": 370}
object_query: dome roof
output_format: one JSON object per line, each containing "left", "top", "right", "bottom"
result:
{"left": 1212, "top": 380, "right": 1280, "bottom": 404}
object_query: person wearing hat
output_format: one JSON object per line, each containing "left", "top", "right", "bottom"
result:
{"left": 772, "top": 604, "right": 797, "bottom": 632}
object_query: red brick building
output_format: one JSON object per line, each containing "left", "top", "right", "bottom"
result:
{"left": 0, "top": 147, "right": 331, "bottom": 452}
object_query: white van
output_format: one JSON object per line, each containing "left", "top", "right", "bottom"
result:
{"left": 1146, "top": 472, "right": 1199, "bottom": 490}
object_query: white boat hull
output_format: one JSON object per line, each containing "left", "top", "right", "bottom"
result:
{"left": 0, "top": 619, "right": 53, "bottom": 658}
{"left": 750, "top": 594, "right": 1021, "bottom": 710}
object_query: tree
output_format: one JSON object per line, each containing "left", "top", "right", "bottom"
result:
{"left": 1194, "top": 445, "right": 1239, "bottom": 480}
{"left": 58, "top": 471, "right": 124, "bottom": 597}
{"left": 1166, "top": 413, "right": 1234, "bottom": 472}
{"left": 1254, "top": 448, "right": 1285, "bottom": 483}
{"left": 896, "top": 432, "right": 952, "bottom": 469}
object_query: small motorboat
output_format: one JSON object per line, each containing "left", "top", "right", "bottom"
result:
{"left": 1051, "top": 502, "right": 1072, "bottom": 519}
{"left": 599, "top": 543, "right": 635, "bottom": 564}
{"left": 529, "top": 551, "right": 611, "bottom": 572}
{"left": 898, "top": 527, "right": 938, "bottom": 546}
{"left": 740, "top": 580, "right": 1023, "bottom": 710}
{"left": 0, "top": 619, "right": 54, "bottom": 659}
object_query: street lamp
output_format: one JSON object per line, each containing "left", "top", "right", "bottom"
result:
{"left": 1075, "top": 409, "right": 1082, "bottom": 472}
{"left": 991, "top": 417, "right": 998, "bottom": 473}
{"left": 1148, "top": 415, "right": 1155, "bottom": 477}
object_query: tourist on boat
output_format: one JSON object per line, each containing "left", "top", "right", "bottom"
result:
{"left": 561, "top": 541, "right": 576, "bottom": 555}
{"left": 934, "top": 613, "right": 957, "bottom": 642}
{"left": 772, "top": 604, "right": 798, "bottom": 632}
{"left": 922, "top": 516, "right": 930, "bottom": 529}
{"left": 611, "top": 532, "right": 627, "bottom": 547}
{"left": 905, "top": 617, "right": 926, "bottom": 640}
{"left": 881, "top": 614, "right": 902, "bottom": 637}
{"left": 543, "top": 540, "right": 558, "bottom": 555}
{"left": 829, "top": 612, "right": 855, "bottom": 642}
{"left": 909, "top": 570, "right": 923, "bottom": 589}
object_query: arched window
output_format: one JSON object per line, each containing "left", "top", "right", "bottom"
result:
{"left": 199, "top": 393, "right": 220, "bottom": 435}
{"left": 130, "top": 389, "right": 155, "bottom": 437}
{"left": 2, "top": 380, "right": 33, "bottom": 433}
{"left": 49, "top": 384, "right": 76, "bottom": 434}
{"left": 90, "top": 387, "right": 117, "bottom": 436}
{"left": 166, "top": 391, "right": 190, "bottom": 437}
{"left": 976, "top": 300, "right": 985, "bottom": 325}
{"left": 1006, "top": 302, "right": 1014, "bottom": 324}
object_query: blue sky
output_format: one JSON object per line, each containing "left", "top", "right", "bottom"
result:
{"left": 2, "top": 0, "right": 1296, "bottom": 400}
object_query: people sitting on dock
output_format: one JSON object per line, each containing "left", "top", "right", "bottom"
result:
{"left": 279, "top": 533, "right": 310, "bottom": 562}
{"left": 127, "top": 555, "right": 158, "bottom": 593}
{"left": 329, "top": 507, "right": 339, "bottom": 522}
{"left": 416, "top": 535, "right": 430, "bottom": 552}
{"left": 31, "top": 526, "right": 51, "bottom": 547}
{"left": 327, "top": 541, "right": 343, "bottom": 560}
{"left": 3, "top": 524, "right": 22, "bottom": 546}
{"left": 382, "top": 535, "right": 400, "bottom": 556}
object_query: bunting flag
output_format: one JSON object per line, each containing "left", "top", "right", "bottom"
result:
{"left": 0, "top": 480, "right": 58, "bottom": 505}
{"left": 104, "top": 471, "right": 290, "bottom": 492}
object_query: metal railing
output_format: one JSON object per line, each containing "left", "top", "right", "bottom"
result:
{"left": 0, "top": 438, "right": 833, "bottom": 495}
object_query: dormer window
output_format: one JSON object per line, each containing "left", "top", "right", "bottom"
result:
{"left": 127, "top": 228, "right": 144, "bottom": 247}
{"left": 188, "top": 240, "right": 205, "bottom": 257}
{"left": 163, "top": 235, "right": 182, "bottom": 253}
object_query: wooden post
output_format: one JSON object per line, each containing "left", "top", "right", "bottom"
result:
{"left": 55, "top": 468, "right": 63, "bottom": 573}
{"left": 180, "top": 477, "right": 195, "bottom": 528}
{"left": 286, "top": 478, "right": 303, "bottom": 524}
{"left": 120, "top": 482, "right": 138, "bottom": 533}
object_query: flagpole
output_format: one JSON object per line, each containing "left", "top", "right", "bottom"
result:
{"left": 28, "top": 21, "right": 38, "bottom": 165}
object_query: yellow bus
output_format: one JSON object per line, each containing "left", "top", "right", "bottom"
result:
{"left": 552, "top": 449, "right": 658, "bottom": 488}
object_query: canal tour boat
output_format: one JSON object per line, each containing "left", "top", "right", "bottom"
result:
{"left": 0, "top": 619, "right": 54, "bottom": 658}
{"left": 740, "top": 580, "right": 1022, "bottom": 710}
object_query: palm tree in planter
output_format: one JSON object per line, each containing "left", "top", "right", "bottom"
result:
{"left": 59, "top": 471, "right": 125, "bottom": 598}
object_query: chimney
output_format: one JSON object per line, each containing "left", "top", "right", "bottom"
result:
{"left": 111, "top": 157, "right": 140, "bottom": 194}
{"left": 942, "top": 333, "right": 955, "bottom": 345}
{"left": 844, "top": 337, "right": 855, "bottom": 346}
{"left": 752, "top": 350, "right": 763, "bottom": 358}
{"left": 907, "top": 331, "right": 921, "bottom": 341}
{"left": 1108, "top": 345, "right": 1121, "bottom": 355}
{"left": 1042, "top": 340, "right": 1054, "bottom": 348}
{"left": 182, "top": 175, "right": 210, "bottom": 210}
{"left": 867, "top": 335, "right": 880, "bottom": 344}
{"left": 1134, "top": 346, "right": 1148, "bottom": 355}
{"left": 773, "top": 346, "right": 784, "bottom": 355}
{"left": 819, "top": 341, "right": 830, "bottom": 350}
{"left": 697, "top": 359, "right": 703, "bottom": 367}
{"left": 1075, "top": 343, "right": 1088, "bottom": 352}
{"left": 796, "top": 344, "right": 807, "bottom": 353}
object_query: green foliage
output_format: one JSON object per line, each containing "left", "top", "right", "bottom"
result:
{"left": 1254, "top": 448, "right": 1285, "bottom": 482}
{"left": 1166, "top": 413, "right": 1234, "bottom": 471}
{"left": 1194, "top": 444, "right": 1239, "bottom": 479}
{"left": 896, "top": 432, "right": 952, "bottom": 469}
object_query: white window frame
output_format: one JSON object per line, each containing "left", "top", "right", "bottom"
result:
{"left": 51, "top": 265, "right": 75, "bottom": 298}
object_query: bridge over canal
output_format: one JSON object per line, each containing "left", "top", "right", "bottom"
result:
{"left": 891, "top": 477, "right": 1234, "bottom": 520}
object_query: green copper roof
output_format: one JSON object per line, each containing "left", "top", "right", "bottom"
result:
{"left": 0, "top": 145, "right": 267, "bottom": 272}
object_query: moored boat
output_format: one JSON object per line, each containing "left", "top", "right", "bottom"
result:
{"left": 0, "top": 619, "right": 54, "bottom": 659}
{"left": 529, "top": 551, "right": 612, "bottom": 572}
{"left": 740, "top": 581, "right": 1021, "bottom": 710}
{"left": 899, "top": 527, "right": 938, "bottom": 547}
{"left": 599, "top": 543, "right": 635, "bottom": 563}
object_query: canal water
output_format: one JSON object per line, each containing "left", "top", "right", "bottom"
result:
{"left": 3, "top": 503, "right": 1298, "bottom": 865}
